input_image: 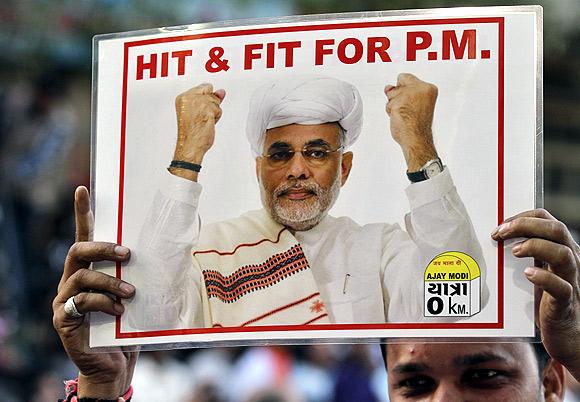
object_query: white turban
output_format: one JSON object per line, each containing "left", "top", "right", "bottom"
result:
{"left": 246, "top": 75, "right": 363, "bottom": 156}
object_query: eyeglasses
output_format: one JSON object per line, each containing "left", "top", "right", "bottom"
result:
{"left": 262, "top": 145, "right": 344, "bottom": 167}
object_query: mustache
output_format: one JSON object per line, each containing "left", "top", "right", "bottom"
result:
{"left": 275, "top": 181, "right": 320, "bottom": 197}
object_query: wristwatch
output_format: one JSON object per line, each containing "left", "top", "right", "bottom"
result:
{"left": 407, "top": 157, "right": 444, "bottom": 183}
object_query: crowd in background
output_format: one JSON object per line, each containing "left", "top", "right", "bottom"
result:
{"left": 1, "top": 1, "right": 579, "bottom": 401}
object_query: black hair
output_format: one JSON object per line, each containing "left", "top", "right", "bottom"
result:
{"left": 531, "top": 341, "right": 551, "bottom": 375}
{"left": 381, "top": 341, "right": 552, "bottom": 376}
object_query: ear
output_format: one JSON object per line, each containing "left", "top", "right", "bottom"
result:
{"left": 255, "top": 156, "right": 263, "bottom": 183}
{"left": 340, "top": 151, "right": 353, "bottom": 186}
{"left": 542, "top": 360, "right": 566, "bottom": 402}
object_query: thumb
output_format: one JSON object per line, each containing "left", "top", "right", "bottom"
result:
{"left": 214, "top": 88, "right": 226, "bottom": 102}
{"left": 397, "top": 72, "right": 416, "bottom": 86}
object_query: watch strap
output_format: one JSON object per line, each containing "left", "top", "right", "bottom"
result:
{"left": 406, "top": 169, "right": 429, "bottom": 183}
{"left": 406, "top": 157, "right": 443, "bottom": 183}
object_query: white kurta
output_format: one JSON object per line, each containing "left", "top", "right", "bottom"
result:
{"left": 125, "top": 167, "right": 486, "bottom": 330}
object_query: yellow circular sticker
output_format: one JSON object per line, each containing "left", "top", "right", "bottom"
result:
{"left": 424, "top": 251, "right": 481, "bottom": 317}
{"left": 424, "top": 251, "right": 481, "bottom": 281}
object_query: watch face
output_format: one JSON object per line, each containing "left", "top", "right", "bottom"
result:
{"left": 426, "top": 161, "right": 443, "bottom": 178}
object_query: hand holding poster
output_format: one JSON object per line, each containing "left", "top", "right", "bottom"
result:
{"left": 90, "top": 6, "right": 541, "bottom": 348}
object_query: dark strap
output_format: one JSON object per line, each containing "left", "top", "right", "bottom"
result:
{"left": 169, "top": 160, "right": 202, "bottom": 172}
{"left": 406, "top": 169, "right": 428, "bottom": 183}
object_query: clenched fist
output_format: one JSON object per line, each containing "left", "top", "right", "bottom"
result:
{"left": 170, "top": 83, "right": 226, "bottom": 181}
{"left": 385, "top": 73, "right": 438, "bottom": 172}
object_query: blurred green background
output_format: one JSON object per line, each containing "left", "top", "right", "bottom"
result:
{"left": 0, "top": 1, "right": 578, "bottom": 401}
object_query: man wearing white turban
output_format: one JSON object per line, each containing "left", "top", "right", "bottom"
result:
{"left": 245, "top": 75, "right": 363, "bottom": 156}
{"left": 127, "top": 73, "right": 486, "bottom": 329}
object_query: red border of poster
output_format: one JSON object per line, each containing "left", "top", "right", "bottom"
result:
{"left": 114, "top": 17, "right": 505, "bottom": 339}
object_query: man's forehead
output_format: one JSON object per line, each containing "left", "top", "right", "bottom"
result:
{"left": 386, "top": 343, "right": 531, "bottom": 370}
{"left": 263, "top": 123, "right": 340, "bottom": 148}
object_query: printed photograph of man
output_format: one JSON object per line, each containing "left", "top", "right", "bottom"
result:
{"left": 127, "top": 73, "right": 487, "bottom": 329}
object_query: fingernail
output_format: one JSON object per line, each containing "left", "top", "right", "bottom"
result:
{"left": 498, "top": 222, "right": 510, "bottom": 236}
{"left": 512, "top": 243, "right": 521, "bottom": 254}
{"left": 119, "top": 282, "right": 135, "bottom": 295}
{"left": 524, "top": 267, "right": 537, "bottom": 277}
{"left": 115, "top": 245, "right": 130, "bottom": 256}
{"left": 490, "top": 226, "right": 499, "bottom": 237}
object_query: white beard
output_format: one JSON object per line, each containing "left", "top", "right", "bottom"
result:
{"left": 260, "top": 172, "right": 341, "bottom": 231}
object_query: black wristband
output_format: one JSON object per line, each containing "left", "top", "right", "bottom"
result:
{"left": 169, "top": 160, "right": 202, "bottom": 172}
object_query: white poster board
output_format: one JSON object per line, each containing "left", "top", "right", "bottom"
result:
{"left": 90, "top": 6, "right": 541, "bottom": 348}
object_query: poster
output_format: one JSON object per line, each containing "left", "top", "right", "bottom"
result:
{"left": 90, "top": 6, "right": 541, "bottom": 348}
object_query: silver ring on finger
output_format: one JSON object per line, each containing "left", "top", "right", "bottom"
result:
{"left": 64, "top": 295, "right": 84, "bottom": 319}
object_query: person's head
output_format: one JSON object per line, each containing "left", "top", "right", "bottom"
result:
{"left": 246, "top": 75, "right": 362, "bottom": 231}
{"left": 255, "top": 122, "right": 352, "bottom": 231}
{"left": 384, "top": 342, "right": 565, "bottom": 402}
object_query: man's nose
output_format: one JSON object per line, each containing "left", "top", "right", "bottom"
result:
{"left": 429, "top": 384, "right": 464, "bottom": 402}
{"left": 285, "top": 151, "right": 311, "bottom": 180}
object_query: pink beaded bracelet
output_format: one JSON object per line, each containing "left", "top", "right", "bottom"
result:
{"left": 60, "top": 378, "right": 133, "bottom": 402}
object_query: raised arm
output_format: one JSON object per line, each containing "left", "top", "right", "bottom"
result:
{"left": 385, "top": 72, "right": 438, "bottom": 172}
{"left": 169, "top": 83, "right": 226, "bottom": 182}
{"left": 383, "top": 74, "right": 477, "bottom": 257}
{"left": 124, "top": 84, "right": 225, "bottom": 330}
